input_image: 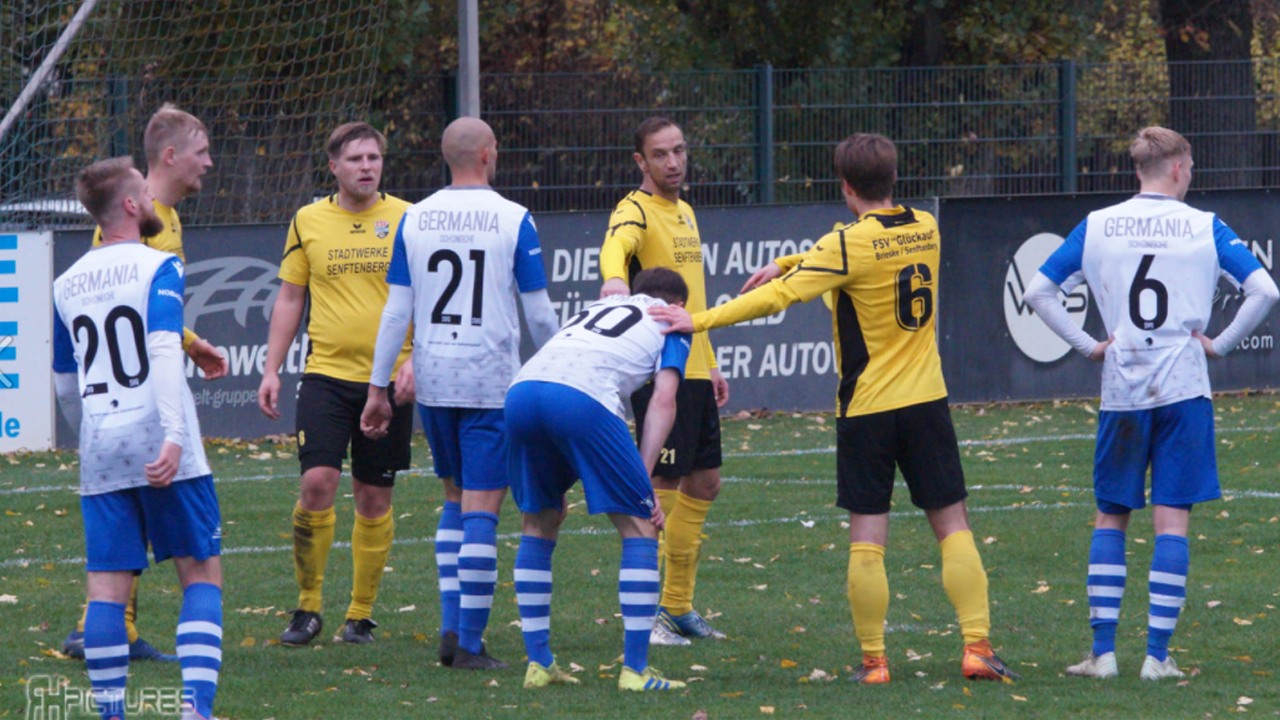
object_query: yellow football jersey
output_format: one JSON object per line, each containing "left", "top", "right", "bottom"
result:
{"left": 599, "top": 190, "right": 716, "bottom": 380}
{"left": 93, "top": 201, "right": 199, "bottom": 350}
{"left": 279, "top": 193, "right": 413, "bottom": 383}
{"left": 692, "top": 206, "right": 947, "bottom": 417}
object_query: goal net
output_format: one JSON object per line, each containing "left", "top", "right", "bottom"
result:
{"left": 1, "top": 0, "right": 387, "bottom": 229}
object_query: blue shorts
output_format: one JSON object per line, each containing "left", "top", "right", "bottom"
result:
{"left": 1094, "top": 396, "right": 1219, "bottom": 512}
{"left": 419, "top": 405, "right": 508, "bottom": 491}
{"left": 81, "top": 475, "right": 222, "bottom": 572}
{"left": 505, "top": 381, "right": 656, "bottom": 519}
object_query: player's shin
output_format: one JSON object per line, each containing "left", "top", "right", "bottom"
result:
{"left": 348, "top": 508, "right": 394, "bottom": 621}
{"left": 1147, "top": 535, "right": 1189, "bottom": 662}
{"left": 436, "top": 501, "right": 463, "bottom": 639}
{"left": 457, "top": 512, "right": 500, "bottom": 654}
{"left": 292, "top": 503, "right": 336, "bottom": 612}
{"left": 661, "top": 492, "right": 710, "bottom": 615}
{"left": 940, "top": 530, "right": 991, "bottom": 645}
{"left": 515, "top": 536, "right": 556, "bottom": 668}
{"left": 847, "top": 543, "right": 890, "bottom": 657}
{"left": 1087, "top": 529, "right": 1127, "bottom": 656}
{"left": 176, "top": 583, "right": 222, "bottom": 720}
{"left": 654, "top": 488, "right": 677, "bottom": 575}
{"left": 85, "top": 601, "right": 129, "bottom": 720}
{"left": 620, "top": 538, "right": 661, "bottom": 673}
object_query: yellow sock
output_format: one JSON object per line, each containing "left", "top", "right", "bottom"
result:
{"left": 125, "top": 574, "right": 141, "bottom": 644}
{"left": 847, "top": 543, "right": 889, "bottom": 657}
{"left": 940, "top": 530, "right": 990, "bottom": 645}
{"left": 347, "top": 507, "right": 394, "bottom": 621}
{"left": 661, "top": 492, "right": 711, "bottom": 615}
{"left": 76, "top": 603, "right": 87, "bottom": 634}
{"left": 293, "top": 503, "right": 337, "bottom": 613}
{"left": 655, "top": 489, "right": 678, "bottom": 575}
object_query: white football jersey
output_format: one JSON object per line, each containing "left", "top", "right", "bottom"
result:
{"left": 514, "top": 294, "right": 692, "bottom": 418}
{"left": 388, "top": 186, "right": 548, "bottom": 408}
{"left": 53, "top": 242, "right": 210, "bottom": 495}
{"left": 1040, "top": 194, "right": 1263, "bottom": 411}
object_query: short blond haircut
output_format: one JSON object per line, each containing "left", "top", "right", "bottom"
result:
{"left": 144, "top": 103, "right": 208, "bottom": 166}
{"left": 76, "top": 157, "right": 141, "bottom": 224}
{"left": 1130, "top": 127, "right": 1191, "bottom": 175}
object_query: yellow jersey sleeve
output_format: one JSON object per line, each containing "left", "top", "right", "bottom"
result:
{"left": 772, "top": 252, "right": 805, "bottom": 273}
{"left": 599, "top": 201, "right": 646, "bottom": 282}
{"left": 278, "top": 216, "right": 310, "bottom": 287}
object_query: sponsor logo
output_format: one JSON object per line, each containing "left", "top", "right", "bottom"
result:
{"left": 1004, "top": 233, "right": 1090, "bottom": 363}
{"left": 181, "top": 257, "right": 280, "bottom": 329}
{"left": 374, "top": 219, "right": 391, "bottom": 238}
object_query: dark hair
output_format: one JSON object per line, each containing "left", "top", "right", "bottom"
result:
{"left": 632, "top": 267, "right": 688, "bottom": 306}
{"left": 833, "top": 133, "right": 896, "bottom": 202}
{"left": 634, "top": 116, "right": 680, "bottom": 155}
{"left": 75, "top": 157, "right": 139, "bottom": 224}
{"left": 326, "top": 121, "right": 387, "bottom": 159}
{"left": 144, "top": 103, "right": 208, "bottom": 165}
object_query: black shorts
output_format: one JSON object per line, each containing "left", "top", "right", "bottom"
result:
{"left": 836, "top": 397, "right": 967, "bottom": 515}
{"left": 631, "top": 378, "right": 722, "bottom": 479}
{"left": 296, "top": 373, "right": 413, "bottom": 486}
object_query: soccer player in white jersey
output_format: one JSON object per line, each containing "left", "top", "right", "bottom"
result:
{"left": 1025, "top": 127, "right": 1279, "bottom": 681}
{"left": 52, "top": 158, "right": 223, "bottom": 720}
{"left": 361, "top": 117, "right": 559, "bottom": 670}
{"left": 507, "top": 267, "right": 690, "bottom": 692}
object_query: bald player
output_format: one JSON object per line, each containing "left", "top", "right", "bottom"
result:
{"left": 63, "top": 103, "right": 228, "bottom": 663}
{"left": 362, "top": 117, "right": 558, "bottom": 670}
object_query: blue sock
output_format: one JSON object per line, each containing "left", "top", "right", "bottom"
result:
{"left": 1148, "top": 534, "right": 1189, "bottom": 662}
{"left": 1087, "top": 528, "right": 1126, "bottom": 656}
{"left": 176, "top": 583, "right": 222, "bottom": 719}
{"left": 458, "top": 511, "right": 499, "bottom": 654}
{"left": 435, "top": 500, "right": 463, "bottom": 637}
{"left": 619, "top": 537, "right": 660, "bottom": 673}
{"left": 84, "top": 600, "right": 129, "bottom": 720}
{"left": 514, "top": 535, "right": 556, "bottom": 668}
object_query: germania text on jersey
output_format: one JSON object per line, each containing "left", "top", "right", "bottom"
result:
{"left": 1102, "top": 215, "right": 1193, "bottom": 238}
{"left": 59, "top": 263, "right": 140, "bottom": 302}
{"left": 418, "top": 209, "right": 501, "bottom": 233}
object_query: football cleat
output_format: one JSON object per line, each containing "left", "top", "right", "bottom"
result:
{"left": 663, "top": 609, "right": 726, "bottom": 640}
{"left": 439, "top": 630, "right": 459, "bottom": 667}
{"left": 618, "top": 666, "right": 686, "bottom": 691}
{"left": 341, "top": 618, "right": 377, "bottom": 644}
{"left": 524, "top": 660, "right": 581, "bottom": 688}
{"left": 452, "top": 644, "right": 509, "bottom": 671}
{"left": 280, "top": 610, "right": 323, "bottom": 646}
{"left": 1065, "top": 651, "right": 1118, "bottom": 679}
{"left": 962, "top": 640, "right": 1021, "bottom": 682}
{"left": 1140, "top": 655, "right": 1185, "bottom": 681}
{"left": 62, "top": 629, "right": 86, "bottom": 660}
{"left": 849, "top": 654, "right": 890, "bottom": 684}
{"left": 129, "top": 637, "right": 179, "bottom": 662}
{"left": 649, "top": 617, "right": 692, "bottom": 647}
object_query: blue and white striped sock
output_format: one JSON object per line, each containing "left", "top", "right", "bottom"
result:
{"left": 84, "top": 600, "right": 129, "bottom": 720}
{"left": 514, "top": 535, "right": 556, "bottom": 668}
{"left": 176, "top": 583, "right": 222, "bottom": 720}
{"left": 1148, "top": 534, "right": 1189, "bottom": 662}
{"left": 435, "top": 500, "right": 463, "bottom": 638}
{"left": 1087, "top": 528, "right": 1126, "bottom": 656}
{"left": 458, "top": 511, "right": 499, "bottom": 655}
{"left": 619, "top": 537, "right": 660, "bottom": 674}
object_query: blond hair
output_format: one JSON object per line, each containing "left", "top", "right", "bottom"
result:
{"left": 1130, "top": 127, "right": 1191, "bottom": 176}
{"left": 144, "top": 103, "right": 208, "bottom": 166}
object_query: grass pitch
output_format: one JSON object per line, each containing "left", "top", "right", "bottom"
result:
{"left": 2, "top": 396, "right": 1279, "bottom": 719}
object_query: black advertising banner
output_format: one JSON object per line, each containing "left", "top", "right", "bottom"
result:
{"left": 941, "top": 189, "right": 1280, "bottom": 403}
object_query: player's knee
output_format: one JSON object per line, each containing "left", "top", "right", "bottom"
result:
{"left": 684, "top": 469, "right": 721, "bottom": 501}
{"left": 299, "top": 470, "right": 339, "bottom": 511}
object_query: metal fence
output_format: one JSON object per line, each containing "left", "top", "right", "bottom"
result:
{"left": 7, "top": 60, "right": 1280, "bottom": 227}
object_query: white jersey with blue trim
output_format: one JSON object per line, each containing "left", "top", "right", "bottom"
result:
{"left": 52, "top": 242, "right": 210, "bottom": 495}
{"left": 513, "top": 294, "right": 692, "bottom": 418}
{"left": 388, "top": 186, "right": 549, "bottom": 408}
{"left": 1039, "top": 193, "right": 1264, "bottom": 411}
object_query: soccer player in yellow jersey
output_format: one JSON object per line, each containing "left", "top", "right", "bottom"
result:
{"left": 256, "top": 122, "right": 415, "bottom": 646}
{"left": 599, "top": 117, "right": 729, "bottom": 645}
{"left": 652, "top": 134, "right": 1020, "bottom": 683}
{"left": 63, "top": 104, "right": 229, "bottom": 663}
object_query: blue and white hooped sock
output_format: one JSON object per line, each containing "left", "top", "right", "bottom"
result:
{"left": 435, "top": 501, "right": 463, "bottom": 637}
{"left": 457, "top": 511, "right": 499, "bottom": 655}
{"left": 1147, "top": 534, "right": 1189, "bottom": 662}
{"left": 514, "top": 535, "right": 556, "bottom": 668}
{"left": 176, "top": 583, "right": 222, "bottom": 720}
{"left": 619, "top": 537, "right": 660, "bottom": 674}
{"left": 1087, "top": 528, "right": 1126, "bottom": 657}
{"left": 84, "top": 600, "right": 129, "bottom": 720}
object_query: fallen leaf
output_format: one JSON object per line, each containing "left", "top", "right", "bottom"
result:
{"left": 1012, "top": 695, "right": 1027, "bottom": 702}
{"left": 240, "top": 637, "right": 256, "bottom": 647}
{"left": 1238, "top": 697, "right": 1254, "bottom": 706}
{"left": 1032, "top": 585, "right": 1051, "bottom": 594}
{"left": 692, "top": 664, "right": 709, "bottom": 671}
{"left": 569, "top": 662, "right": 585, "bottom": 673}
{"left": 721, "top": 692, "right": 745, "bottom": 698}
{"left": 692, "top": 712, "right": 709, "bottom": 720}
{"left": 780, "top": 659, "right": 798, "bottom": 668}
{"left": 1207, "top": 600, "right": 1222, "bottom": 608}
{"left": 486, "top": 679, "right": 500, "bottom": 687}
{"left": 808, "top": 669, "right": 831, "bottom": 681}
{"left": 760, "top": 707, "right": 775, "bottom": 715}
{"left": 397, "top": 605, "right": 416, "bottom": 613}
{"left": 748, "top": 424, "right": 763, "bottom": 430}
{"left": 0, "top": 595, "right": 17, "bottom": 604}
{"left": 983, "top": 536, "right": 997, "bottom": 544}
{"left": 1234, "top": 617, "right": 1253, "bottom": 626}
{"left": 753, "top": 584, "right": 768, "bottom": 591}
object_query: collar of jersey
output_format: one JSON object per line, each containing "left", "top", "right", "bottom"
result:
{"left": 90, "top": 239, "right": 144, "bottom": 251}
{"left": 1134, "top": 192, "right": 1179, "bottom": 202}
{"left": 443, "top": 184, "right": 494, "bottom": 192}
